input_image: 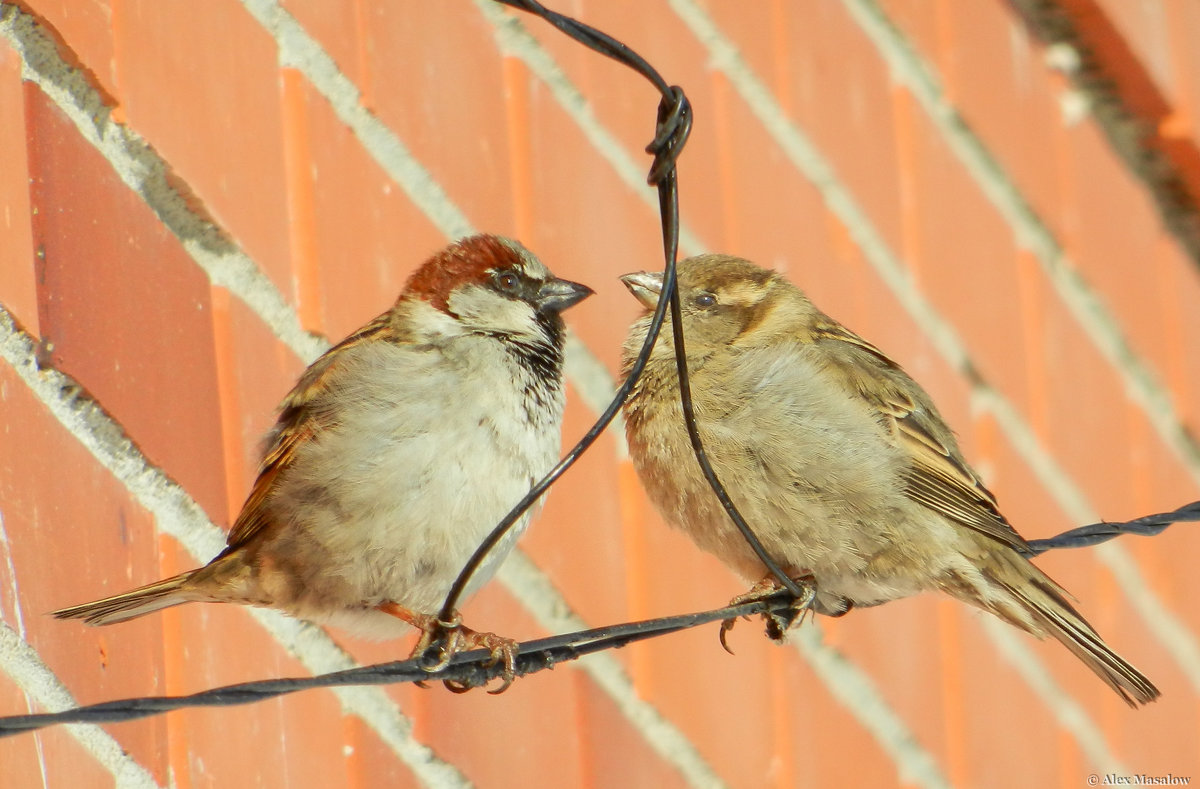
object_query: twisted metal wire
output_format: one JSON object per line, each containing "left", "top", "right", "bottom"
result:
{"left": 0, "top": 594, "right": 796, "bottom": 738}
{"left": 1, "top": 500, "right": 1194, "bottom": 738}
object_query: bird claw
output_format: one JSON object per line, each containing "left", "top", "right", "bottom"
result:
{"left": 404, "top": 610, "right": 519, "bottom": 694}
{"left": 442, "top": 634, "right": 519, "bottom": 695}
{"left": 719, "top": 615, "right": 745, "bottom": 655}
{"left": 718, "top": 575, "right": 818, "bottom": 652}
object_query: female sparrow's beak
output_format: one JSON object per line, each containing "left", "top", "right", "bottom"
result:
{"left": 619, "top": 271, "right": 664, "bottom": 310}
{"left": 536, "top": 278, "right": 594, "bottom": 313}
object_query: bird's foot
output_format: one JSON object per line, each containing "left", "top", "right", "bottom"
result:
{"left": 378, "top": 602, "right": 519, "bottom": 694}
{"left": 719, "top": 575, "right": 818, "bottom": 654}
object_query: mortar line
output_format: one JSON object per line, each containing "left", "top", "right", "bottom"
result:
{"left": 840, "top": 0, "right": 1200, "bottom": 482}
{"left": 789, "top": 627, "right": 953, "bottom": 789}
{"left": 0, "top": 621, "right": 163, "bottom": 789}
{"left": 979, "top": 618, "right": 1125, "bottom": 774}
{"left": 0, "top": 5, "right": 325, "bottom": 366}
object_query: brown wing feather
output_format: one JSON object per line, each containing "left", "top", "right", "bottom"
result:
{"left": 813, "top": 319, "right": 1030, "bottom": 553}
{"left": 222, "top": 313, "right": 395, "bottom": 552}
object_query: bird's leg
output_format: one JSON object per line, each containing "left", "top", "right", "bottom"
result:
{"left": 719, "top": 574, "right": 818, "bottom": 654}
{"left": 377, "top": 602, "right": 520, "bottom": 694}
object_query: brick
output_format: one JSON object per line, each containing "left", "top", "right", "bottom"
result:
{"left": 706, "top": 78, "right": 850, "bottom": 288}
{"left": 5, "top": 1, "right": 1199, "bottom": 784}
{"left": 694, "top": 1, "right": 778, "bottom": 104}
{"left": 0, "top": 714, "right": 137, "bottom": 789}
{"left": 1159, "top": 241, "right": 1200, "bottom": 431}
{"left": 343, "top": 716, "right": 424, "bottom": 789}
{"left": 521, "top": 398, "right": 632, "bottom": 628}
{"left": 1154, "top": 1, "right": 1200, "bottom": 205}
{"left": 902, "top": 99, "right": 1030, "bottom": 417}
{"left": 841, "top": 225, "right": 979, "bottom": 441}
{"left": 1107, "top": 407, "right": 1200, "bottom": 664}
{"left": 1167, "top": 0, "right": 1200, "bottom": 153}
{"left": 875, "top": 0, "right": 952, "bottom": 82}
{"left": 26, "top": 84, "right": 229, "bottom": 522}
{"left": 1051, "top": 0, "right": 1200, "bottom": 250}
{"left": 949, "top": 603, "right": 1079, "bottom": 788}
{"left": 0, "top": 44, "right": 38, "bottom": 337}
{"left": 973, "top": 402, "right": 1162, "bottom": 730}
{"left": 281, "top": 0, "right": 368, "bottom": 88}
{"left": 0, "top": 359, "right": 170, "bottom": 782}
{"left": 363, "top": 2, "right": 515, "bottom": 233}
{"left": 416, "top": 582, "right": 589, "bottom": 789}
{"left": 620, "top": 478, "right": 798, "bottom": 789}
{"left": 0, "top": 676, "right": 48, "bottom": 789}
{"left": 210, "top": 286, "right": 307, "bottom": 522}
{"left": 971, "top": 409, "right": 1072, "bottom": 547}
{"left": 772, "top": 0, "right": 907, "bottom": 257}
{"left": 836, "top": 596, "right": 957, "bottom": 770}
{"left": 943, "top": 0, "right": 1066, "bottom": 230}
{"left": 878, "top": 0, "right": 1196, "bottom": 476}
{"left": 291, "top": 75, "right": 448, "bottom": 341}
{"left": 773, "top": 638, "right": 908, "bottom": 789}
{"left": 575, "top": 676, "right": 692, "bottom": 789}
{"left": 20, "top": 0, "right": 119, "bottom": 100}
{"left": 114, "top": 0, "right": 295, "bottom": 298}
{"left": 1036, "top": 288, "right": 1141, "bottom": 517}
{"left": 628, "top": 519, "right": 782, "bottom": 789}
{"left": 875, "top": 0, "right": 1197, "bottom": 465}
{"left": 614, "top": 460, "right": 664, "bottom": 683}
{"left": 157, "top": 573, "right": 351, "bottom": 789}
{"left": 1061, "top": 119, "right": 1174, "bottom": 384}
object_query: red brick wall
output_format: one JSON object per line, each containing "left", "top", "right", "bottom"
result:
{"left": 2, "top": 1, "right": 1198, "bottom": 787}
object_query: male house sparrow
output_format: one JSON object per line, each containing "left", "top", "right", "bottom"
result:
{"left": 620, "top": 254, "right": 1158, "bottom": 706}
{"left": 56, "top": 235, "right": 592, "bottom": 685}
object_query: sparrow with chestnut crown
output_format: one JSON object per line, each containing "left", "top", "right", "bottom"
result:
{"left": 56, "top": 234, "right": 593, "bottom": 691}
{"left": 620, "top": 254, "right": 1157, "bottom": 706}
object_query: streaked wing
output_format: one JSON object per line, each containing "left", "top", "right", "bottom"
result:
{"left": 813, "top": 319, "right": 1030, "bottom": 553}
{"left": 223, "top": 313, "right": 395, "bottom": 552}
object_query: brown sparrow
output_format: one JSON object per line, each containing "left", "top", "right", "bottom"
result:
{"left": 55, "top": 234, "right": 592, "bottom": 688}
{"left": 619, "top": 254, "right": 1158, "bottom": 706}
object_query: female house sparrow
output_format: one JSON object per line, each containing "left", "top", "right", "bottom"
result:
{"left": 56, "top": 234, "right": 592, "bottom": 685}
{"left": 619, "top": 254, "right": 1158, "bottom": 706}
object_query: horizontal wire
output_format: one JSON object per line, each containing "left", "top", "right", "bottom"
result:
{"left": 0, "top": 594, "right": 797, "bottom": 738}
{"left": 1024, "top": 500, "right": 1200, "bottom": 556}
{"left": 2, "top": 502, "right": 1191, "bottom": 737}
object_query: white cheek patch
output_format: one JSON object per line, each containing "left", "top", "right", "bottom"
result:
{"left": 447, "top": 283, "right": 541, "bottom": 338}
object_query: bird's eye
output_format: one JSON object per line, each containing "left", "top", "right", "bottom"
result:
{"left": 495, "top": 271, "right": 521, "bottom": 292}
{"left": 695, "top": 292, "right": 717, "bottom": 308}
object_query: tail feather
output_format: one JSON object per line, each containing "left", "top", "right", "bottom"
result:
{"left": 986, "top": 566, "right": 1160, "bottom": 707}
{"left": 52, "top": 572, "right": 198, "bottom": 626}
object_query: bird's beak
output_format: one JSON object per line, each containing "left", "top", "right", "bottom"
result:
{"left": 619, "top": 271, "right": 663, "bottom": 310}
{"left": 536, "top": 277, "right": 594, "bottom": 313}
